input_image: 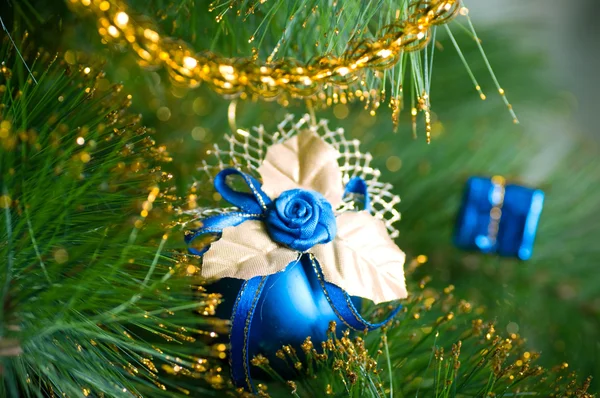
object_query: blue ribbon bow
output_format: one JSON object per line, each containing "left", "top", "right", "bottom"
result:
{"left": 186, "top": 168, "right": 401, "bottom": 393}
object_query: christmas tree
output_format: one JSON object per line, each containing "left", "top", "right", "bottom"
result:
{"left": 1, "top": 0, "right": 598, "bottom": 396}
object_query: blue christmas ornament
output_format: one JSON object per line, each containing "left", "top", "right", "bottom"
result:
{"left": 185, "top": 115, "right": 407, "bottom": 392}
{"left": 207, "top": 256, "right": 361, "bottom": 379}
{"left": 454, "top": 176, "right": 544, "bottom": 260}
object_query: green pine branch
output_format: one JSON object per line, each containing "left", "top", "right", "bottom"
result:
{"left": 0, "top": 35, "right": 227, "bottom": 397}
{"left": 249, "top": 277, "right": 594, "bottom": 397}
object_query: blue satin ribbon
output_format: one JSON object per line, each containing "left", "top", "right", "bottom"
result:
{"left": 185, "top": 169, "right": 268, "bottom": 256}
{"left": 229, "top": 275, "right": 269, "bottom": 392}
{"left": 213, "top": 168, "right": 271, "bottom": 213}
{"left": 344, "top": 176, "right": 371, "bottom": 211}
{"left": 310, "top": 256, "right": 402, "bottom": 331}
{"left": 187, "top": 168, "right": 401, "bottom": 393}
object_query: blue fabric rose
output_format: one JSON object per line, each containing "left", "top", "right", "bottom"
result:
{"left": 265, "top": 189, "right": 337, "bottom": 252}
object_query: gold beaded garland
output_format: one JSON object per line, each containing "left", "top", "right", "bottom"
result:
{"left": 69, "top": 0, "right": 460, "bottom": 136}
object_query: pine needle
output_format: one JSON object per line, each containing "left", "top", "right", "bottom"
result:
{"left": 0, "top": 17, "right": 37, "bottom": 85}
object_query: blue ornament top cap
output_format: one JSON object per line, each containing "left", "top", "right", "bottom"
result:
{"left": 454, "top": 176, "right": 544, "bottom": 260}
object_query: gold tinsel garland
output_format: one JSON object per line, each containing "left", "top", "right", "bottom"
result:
{"left": 69, "top": 0, "right": 458, "bottom": 95}
{"left": 68, "top": 0, "right": 459, "bottom": 133}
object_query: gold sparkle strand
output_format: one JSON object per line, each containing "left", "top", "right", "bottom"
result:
{"left": 382, "top": 332, "right": 394, "bottom": 398}
{"left": 427, "top": 26, "right": 437, "bottom": 88}
{"left": 142, "top": 233, "right": 168, "bottom": 288}
{"left": 250, "top": 0, "right": 283, "bottom": 53}
{"left": 464, "top": 13, "right": 519, "bottom": 123}
{"left": 410, "top": 52, "right": 430, "bottom": 141}
{"left": 104, "top": 229, "right": 168, "bottom": 317}
{"left": 423, "top": 27, "right": 431, "bottom": 94}
{"left": 325, "top": 0, "right": 345, "bottom": 53}
{"left": 68, "top": 0, "right": 461, "bottom": 103}
{"left": 391, "top": 53, "right": 407, "bottom": 131}
{"left": 387, "top": 4, "right": 397, "bottom": 99}
{"left": 24, "top": 205, "right": 51, "bottom": 283}
{"left": 444, "top": 24, "right": 487, "bottom": 100}
{"left": 266, "top": 0, "right": 305, "bottom": 63}
{"left": 0, "top": 17, "right": 37, "bottom": 84}
{"left": 2, "top": 186, "right": 15, "bottom": 337}
{"left": 415, "top": 329, "right": 440, "bottom": 396}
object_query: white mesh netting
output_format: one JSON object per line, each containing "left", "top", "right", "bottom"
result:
{"left": 196, "top": 114, "right": 401, "bottom": 238}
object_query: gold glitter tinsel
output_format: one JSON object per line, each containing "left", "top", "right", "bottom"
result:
{"left": 68, "top": 0, "right": 459, "bottom": 105}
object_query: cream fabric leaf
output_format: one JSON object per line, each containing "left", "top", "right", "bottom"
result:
{"left": 201, "top": 221, "right": 300, "bottom": 280}
{"left": 258, "top": 130, "right": 344, "bottom": 207}
{"left": 310, "top": 211, "right": 407, "bottom": 304}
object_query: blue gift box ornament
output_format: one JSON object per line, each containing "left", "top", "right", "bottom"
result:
{"left": 454, "top": 176, "right": 544, "bottom": 260}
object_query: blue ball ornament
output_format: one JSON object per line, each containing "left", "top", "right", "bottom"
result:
{"left": 207, "top": 255, "right": 361, "bottom": 379}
